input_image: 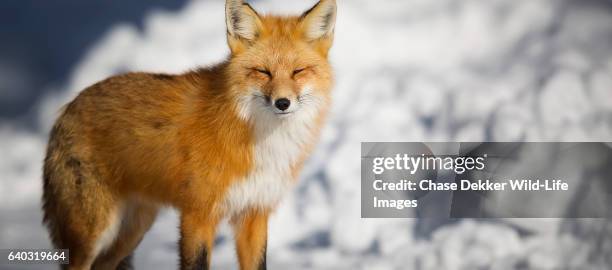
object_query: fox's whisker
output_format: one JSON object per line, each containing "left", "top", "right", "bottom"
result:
{"left": 252, "top": 93, "right": 266, "bottom": 99}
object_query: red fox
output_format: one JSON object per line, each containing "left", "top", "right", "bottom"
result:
{"left": 42, "top": 0, "right": 336, "bottom": 269}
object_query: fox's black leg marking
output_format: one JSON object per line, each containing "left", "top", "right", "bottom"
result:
{"left": 179, "top": 244, "right": 208, "bottom": 270}
{"left": 194, "top": 246, "right": 209, "bottom": 270}
{"left": 116, "top": 254, "right": 133, "bottom": 270}
{"left": 258, "top": 242, "right": 267, "bottom": 270}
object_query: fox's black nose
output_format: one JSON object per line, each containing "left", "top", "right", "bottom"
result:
{"left": 274, "top": 98, "right": 291, "bottom": 111}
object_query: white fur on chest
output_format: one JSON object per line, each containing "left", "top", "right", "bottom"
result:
{"left": 222, "top": 111, "right": 318, "bottom": 217}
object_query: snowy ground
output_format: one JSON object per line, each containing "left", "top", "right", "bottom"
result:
{"left": 1, "top": 0, "right": 612, "bottom": 269}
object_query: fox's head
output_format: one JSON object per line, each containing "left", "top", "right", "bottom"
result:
{"left": 225, "top": 0, "right": 336, "bottom": 122}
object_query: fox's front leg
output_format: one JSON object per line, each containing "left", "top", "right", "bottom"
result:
{"left": 179, "top": 211, "right": 220, "bottom": 270}
{"left": 232, "top": 210, "right": 269, "bottom": 270}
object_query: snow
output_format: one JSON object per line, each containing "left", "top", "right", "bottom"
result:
{"left": 2, "top": 0, "right": 612, "bottom": 269}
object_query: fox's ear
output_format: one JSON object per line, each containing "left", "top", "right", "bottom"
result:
{"left": 226, "top": 0, "right": 263, "bottom": 53}
{"left": 300, "top": 0, "right": 337, "bottom": 41}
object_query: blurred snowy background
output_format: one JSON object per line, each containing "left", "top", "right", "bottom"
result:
{"left": 1, "top": 0, "right": 612, "bottom": 269}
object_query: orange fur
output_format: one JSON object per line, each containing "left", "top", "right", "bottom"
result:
{"left": 42, "top": 1, "right": 336, "bottom": 269}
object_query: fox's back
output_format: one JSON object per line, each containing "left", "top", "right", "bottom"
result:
{"left": 58, "top": 73, "right": 187, "bottom": 176}
{"left": 47, "top": 69, "right": 255, "bottom": 204}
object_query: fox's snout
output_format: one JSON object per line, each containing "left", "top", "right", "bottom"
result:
{"left": 265, "top": 86, "right": 299, "bottom": 113}
{"left": 254, "top": 71, "right": 306, "bottom": 114}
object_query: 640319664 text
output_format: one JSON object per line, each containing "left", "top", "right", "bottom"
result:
{"left": 1, "top": 249, "right": 69, "bottom": 265}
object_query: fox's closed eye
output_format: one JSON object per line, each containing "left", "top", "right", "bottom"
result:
{"left": 294, "top": 66, "right": 315, "bottom": 77}
{"left": 252, "top": 68, "right": 272, "bottom": 77}
{"left": 293, "top": 68, "right": 306, "bottom": 76}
